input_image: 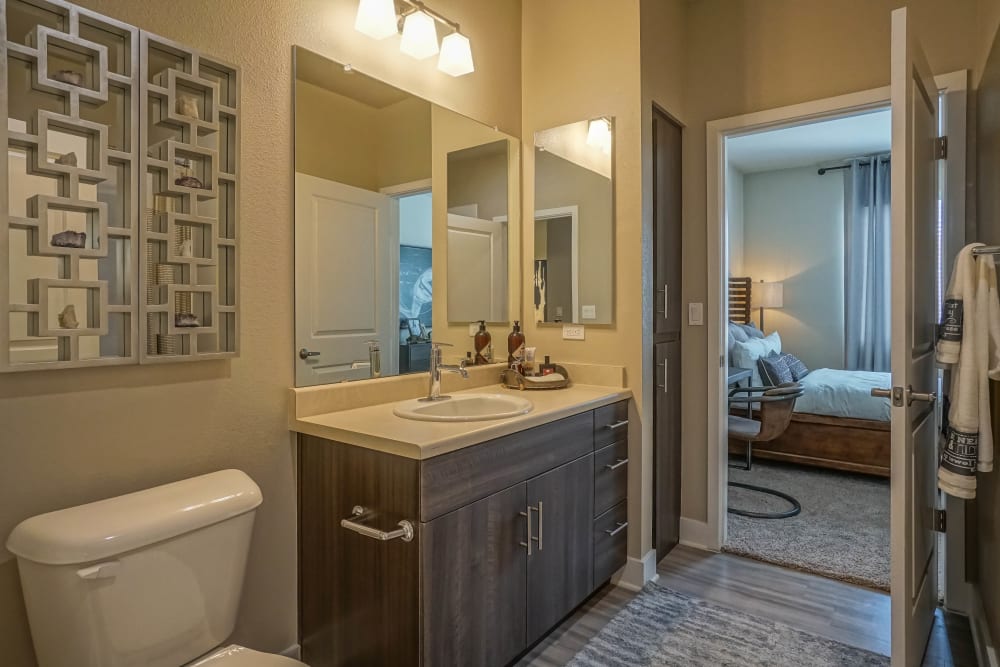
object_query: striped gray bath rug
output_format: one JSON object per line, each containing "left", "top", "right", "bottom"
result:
{"left": 567, "top": 583, "right": 889, "bottom": 667}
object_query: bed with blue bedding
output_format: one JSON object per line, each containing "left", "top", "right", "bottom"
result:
{"left": 793, "top": 368, "right": 892, "bottom": 422}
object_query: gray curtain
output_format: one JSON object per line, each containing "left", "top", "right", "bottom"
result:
{"left": 845, "top": 155, "right": 891, "bottom": 372}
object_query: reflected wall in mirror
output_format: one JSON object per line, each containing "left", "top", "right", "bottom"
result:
{"left": 293, "top": 47, "right": 519, "bottom": 387}
{"left": 533, "top": 118, "right": 614, "bottom": 325}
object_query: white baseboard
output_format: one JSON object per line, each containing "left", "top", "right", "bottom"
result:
{"left": 971, "top": 585, "right": 999, "bottom": 667}
{"left": 280, "top": 644, "right": 302, "bottom": 660}
{"left": 679, "top": 518, "right": 718, "bottom": 552}
{"left": 614, "top": 548, "right": 659, "bottom": 591}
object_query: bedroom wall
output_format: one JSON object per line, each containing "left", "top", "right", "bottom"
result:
{"left": 726, "top": 164, "right": 745, "bottom": 277}
{"left": 741, "top": 165, "right": 846, "bottom": 371}
{"left": 679, "top": 0, "right": 984, "bottom": 527}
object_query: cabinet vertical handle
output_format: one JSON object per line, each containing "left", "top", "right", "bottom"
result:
{"left": 519, "top": 506, "right": 533, "bottom": 555}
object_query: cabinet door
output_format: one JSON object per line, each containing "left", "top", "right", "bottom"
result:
{"left": 421, "top": 483, "right": 527, "bottom": 667}
{"left": 526, "top": 454, "right": 595, "bottom": 643}
{"left": 654, "top": 340, "right": 681, "bottom": 559}
{"left": 653, "top": 107, "right": 682, "bottom": 338}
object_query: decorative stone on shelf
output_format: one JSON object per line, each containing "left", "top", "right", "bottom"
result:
{"left": 176, "top": 94, "right": 200, "bottom": 119}
{"left": 175, "top": 175, "right": 204, "bottom": 189}
{"left": 52, "top": 69, "right": 83, "bottom": 86}
{"left": 57, "top": 304, "right": 79, "bottom": 329}
{"left": 174, "top": 313, "right": 200, "bottom": 328}
{"left": 51, "top": 230, "right": 87, "bottom": 248}
{"left": 179, "top": 238, "right": 194, "bottom": 258}
{"left": 55, "top": 152, "right": 77, "bottom": 166}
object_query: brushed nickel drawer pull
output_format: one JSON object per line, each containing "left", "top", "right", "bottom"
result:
{"left": 604, "top": 458, "right": 629, "bottom": 471}
{"left": 341, "top": 506, "right": 414, "bottom": 542}
{"left": 536, "top": 501, "right": 544, "bottom": 551}
{"left": 606, "top": 419, "right": 629, "bottom": 431}
{"left": 520, "top": 506, "right": 534, "bottom": 555}
{"left": 605, "top": 521, "right": 628, "bottom": 537}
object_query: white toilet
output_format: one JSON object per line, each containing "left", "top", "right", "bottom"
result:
{"left": 6, "top": 469, "right": 306, "bottom": 667}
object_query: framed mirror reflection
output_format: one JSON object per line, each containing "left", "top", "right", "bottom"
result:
{"left": 292, "top": 47, "right": 520, "bottom": 387}
{"left": 533, "top": 117, "right": 614, "bottom": 325}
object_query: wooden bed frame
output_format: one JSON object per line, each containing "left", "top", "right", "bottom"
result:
{"left": 728, "top": 277, "right": 891, "bottom": 477}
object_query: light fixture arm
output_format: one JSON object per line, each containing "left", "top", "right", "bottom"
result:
{"left": 398, "top": 0, "right": 460, "bottom": 32}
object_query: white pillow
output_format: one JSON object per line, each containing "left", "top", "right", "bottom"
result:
{"left": 730, "top": 332, "right": 782, "bottom": 386}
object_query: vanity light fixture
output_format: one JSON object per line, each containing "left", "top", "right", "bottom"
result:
{"left": 353, "top": 0, "right": 475, "bottom": 76}
{"left": 586, "top": 117, "right": 612, "bottom": 155}
{"left": 354, "top": 0, "right": 398, "bottom": 39}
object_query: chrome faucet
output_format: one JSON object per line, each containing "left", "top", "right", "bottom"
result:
{"left": 424, "top": 342, "right": 468, "bottom": 401}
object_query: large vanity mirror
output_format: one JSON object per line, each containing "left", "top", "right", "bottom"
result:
{"left": 533, "top": 118, "right": 614, "bottom": 325}
{"left": 293, "top": 47, "right": 520, "bottom": 387}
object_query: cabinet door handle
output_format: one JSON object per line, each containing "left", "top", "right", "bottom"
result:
{"left": 657, "top": 359, "right": 668, "bottom": 393}
{"left": 536, "top": 501, "right": 544, "bottom": 551}
{"left": 519, "top": 506, "right": 534, "bottom": 555}
{"left": 606, "top": 419, "right": 629, "bottom": 431}
{"left": 604, "top": 458, "right": 629, "bottom": 471}
{"left": 605, "top": 521, "right": 628, "bottom": 537}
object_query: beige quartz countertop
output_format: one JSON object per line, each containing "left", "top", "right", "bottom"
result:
{"left": 292, "top": 383, "right": 632, "bottom": 460}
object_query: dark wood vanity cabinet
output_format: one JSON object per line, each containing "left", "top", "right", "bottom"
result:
{"left": 298, "top": 401, "right": 629, "bottom": 667}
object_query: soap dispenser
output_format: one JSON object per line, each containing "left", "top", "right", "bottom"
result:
{"left": 507, "top": 320, "right": 525, "bottom": 373}
{"left": 474, "top": 320, "right": 492, "bottom": 365}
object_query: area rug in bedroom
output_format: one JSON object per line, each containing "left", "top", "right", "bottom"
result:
{"left": 724, "top": 461, "right": 890, "bottom": 591}
{"left": 566, "top": 582, "right": 889, "bottom": 667}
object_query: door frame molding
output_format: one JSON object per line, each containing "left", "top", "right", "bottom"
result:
{"left": 703, "top": 70, "right": 968, "bottom": 601}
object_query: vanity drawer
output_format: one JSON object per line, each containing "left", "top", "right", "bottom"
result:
{"left": 419, "top": 412, "right": 594, "bottom": 521}
{"left": 594, "top": 439, "right": 628, "bottom": 516}
{"left": 593, "top": 501, "right": 628, "bottom": 586}
{"left": 593, "top": 400, "right": 629, "bottom": 449}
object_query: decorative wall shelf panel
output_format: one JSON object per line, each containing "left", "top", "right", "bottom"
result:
{"left": 1, "top": 0, "right": 240, "bottom": 371}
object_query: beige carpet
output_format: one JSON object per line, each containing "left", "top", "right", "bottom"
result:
{"left": 724, "top": 461, "right": 890, "bottom": 591}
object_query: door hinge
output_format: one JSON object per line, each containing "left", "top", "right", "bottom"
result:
{"left": 935, "top": 136, "right": 948, "bottom": 160}
{"left": 933, "top": 508, "right": 947, "bottom": 533}
{"left": 720, "top": 354, "right": 725, "bottom": 368}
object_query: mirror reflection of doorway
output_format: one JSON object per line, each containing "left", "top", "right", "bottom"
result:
{"left": 533, "top": 207, "right": 578, "bottom": 323}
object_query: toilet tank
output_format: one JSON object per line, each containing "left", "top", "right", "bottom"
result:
{"left": 6, "top": 469, "right": 263, "bottom": 667}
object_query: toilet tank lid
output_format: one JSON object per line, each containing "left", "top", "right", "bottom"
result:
{"left": 6, "top": 469, "right": 262, "bottom": 565}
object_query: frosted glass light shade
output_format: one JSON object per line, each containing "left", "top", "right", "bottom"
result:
{"left": 354, "top": 0, "right": 398, "bottom": 40}
{"left": 587, "top": 118, "right": 612, "bottom": 154}
{"left": 752, "top": 281, "right": 784, "bottom": 309}
{"left": 438, "top": 32, "right": 474, "bottom": 76}
{"left": 400, "top": 11, "right": 439, "bottom": 60}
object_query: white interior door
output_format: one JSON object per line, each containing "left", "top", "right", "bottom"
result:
{"left": 295, "top": 173, "right": 398, "bottom": 386}
{"left": 447, "top": 213, "right": 507, "bottom": 322}
{"left": 889, "top": 7, "right": 940, "bottom": 664}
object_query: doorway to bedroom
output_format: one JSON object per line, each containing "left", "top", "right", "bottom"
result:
{"left": 721, "top": 107, "right": 897, "bottom": 592}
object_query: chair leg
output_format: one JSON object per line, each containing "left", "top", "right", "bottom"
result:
{"left": 727, "top": 440, "right": 801, "bottom": 519}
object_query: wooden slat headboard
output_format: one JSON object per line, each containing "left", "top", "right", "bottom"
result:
{"left": 729, "top": 277, "right": 752, "bottom": 324}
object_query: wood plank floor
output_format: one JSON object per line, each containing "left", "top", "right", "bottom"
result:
{"left": 517, "top": 545, "right": 976, "bottom": 666}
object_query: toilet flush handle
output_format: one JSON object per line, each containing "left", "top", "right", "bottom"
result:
{"left": 77, "top": 561, "right": 120, "bottom": 580}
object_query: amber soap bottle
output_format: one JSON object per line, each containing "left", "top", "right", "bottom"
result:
{"left": 507, "top": 320, "right": 525, "bottom": 372}
{"left": 474, "top": 320, "right": 492, "bottom": 365}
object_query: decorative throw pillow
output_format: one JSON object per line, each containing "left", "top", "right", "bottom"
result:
{"left": 740, "top": 322, "right": 765, "bottom": 339}
{"left": 728, "top": 321, "right": 751, "bottom": 343}
{"left": 758, "top": 354, "right": 793, "bottom": 386}
{"left": 730, "top": 332, "right": 782, "bottom": 386}
{"left": 780, "top": 353, "right": 810, "bottom": 381}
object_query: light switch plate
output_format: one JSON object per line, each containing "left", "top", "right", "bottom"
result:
{"left": 688, "top": 302, "right": 704, "bottom": 326}
{"left": 562, "top": 324, "right": 585, "bottom": 340}
{"left": 581, "top": 305, "right": 597, "bottom": 319}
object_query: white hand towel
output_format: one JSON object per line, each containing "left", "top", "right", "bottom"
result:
{"left": 937, "top": 243, "right": 1000, "bottom": 498}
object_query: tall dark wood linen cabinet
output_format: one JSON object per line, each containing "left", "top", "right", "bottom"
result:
{"left": 652, "top": 106, "right": 682, "bottom": 560}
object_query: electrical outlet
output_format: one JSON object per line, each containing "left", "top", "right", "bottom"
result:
{"left": 562, "top": 324, "right": 585, "bottom": 340}
{"left": 582, "top": 305, "right": 597, "bottom": 319}
{"left": 689, "top": 302, "right": 704, "bottom": 326}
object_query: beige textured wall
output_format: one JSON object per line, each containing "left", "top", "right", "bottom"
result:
{"left": 678, "top": 0, "right": 982, "bottom": 524}
{"left": 0, "top": 1, "right": 521, "bottom": 664}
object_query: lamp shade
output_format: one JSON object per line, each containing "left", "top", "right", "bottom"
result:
{"left": 752, "top": 281, "right": 784, "bottom": 309}
{"left": 354, "top": 0, "right": 398, "bottom": 40}
{"left": 438, "top": 31, "right": 474, "bottom": 76}
{"left": 400, "top": 11, "right": 439, "bottom": 60}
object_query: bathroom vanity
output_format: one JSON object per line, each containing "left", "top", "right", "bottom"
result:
{"left": 296, "top": 392, "right": 629, "bottom": 666}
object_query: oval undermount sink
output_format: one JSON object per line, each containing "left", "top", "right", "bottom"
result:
{"left": 393, "top": 393, "right": 533, "bottom": 422}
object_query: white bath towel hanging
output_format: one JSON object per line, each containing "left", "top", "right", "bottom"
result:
{"left": 936, "top": 243, "right": 1000, "bottom": 498}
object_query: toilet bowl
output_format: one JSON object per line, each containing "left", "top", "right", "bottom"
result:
{"left": 7, "top": 469, "right": 306, "bottom": 667}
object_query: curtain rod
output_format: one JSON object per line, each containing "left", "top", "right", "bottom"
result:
{"left": 817, "top": 155, "right": 891, "bottom": 175}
